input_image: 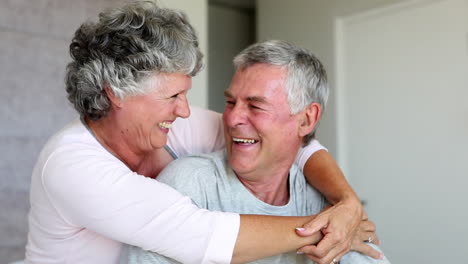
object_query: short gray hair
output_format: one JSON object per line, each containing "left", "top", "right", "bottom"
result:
{"left": 66, "top": 0, "right": 202, "bottom": 120}
{"left": 233, "top": 40, "right": 329, "bottom": 144}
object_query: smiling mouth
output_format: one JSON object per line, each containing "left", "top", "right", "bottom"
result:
{"left": 158, "top": 122, "right": 172, "bottom": 129}
{"left": 232, "top": 137, "right": 259, "bottom": 145}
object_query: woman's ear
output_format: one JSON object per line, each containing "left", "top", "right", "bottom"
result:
{"left": 298, "top": 103, "right": 321, "bottom": 137}
{"left": 104, "top": 85, "right": 123, "bottom": 108}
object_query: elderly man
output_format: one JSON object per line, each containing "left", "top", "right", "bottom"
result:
{"left": 126, "top": 40, "right": 390, "bottom": 264}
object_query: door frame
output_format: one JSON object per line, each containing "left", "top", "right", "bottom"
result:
{"left": 333, "top": 0, "right": 446, "bottom": 177}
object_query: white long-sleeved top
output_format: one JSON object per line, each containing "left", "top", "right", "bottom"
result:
{"left": 25, "top": 106, "right": 324, "bottom": 264}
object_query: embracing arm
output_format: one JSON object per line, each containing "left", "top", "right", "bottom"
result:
{"left": 302, "top": 149, "right": 359, "bottom": 205}
{"left": 128, "top": 153, "right": 326, "bottom": 264}
{"left": 298, "top": 148, "right": 363, "bottom": 264}
{"left": 233, "top": 215, "right": 322, "bottom": 263}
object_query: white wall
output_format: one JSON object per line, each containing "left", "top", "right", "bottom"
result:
{"left": 257, "top": 0, "right": 406, "bottom": 156}
{"left": 257, "top": 0, "right": 468, "bottom": 263}
{"left": 337, "top": 1, "right": 468, "bottom": 263}
{"left": 161, "top": 0, "right": 209, "bottom": 108}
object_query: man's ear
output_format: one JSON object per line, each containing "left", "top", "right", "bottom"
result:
{"left": 298, "top": 103, "right": 321, "bottom": 137}
{"left": 104, "top": 85, "right": 123, "bottom": 108}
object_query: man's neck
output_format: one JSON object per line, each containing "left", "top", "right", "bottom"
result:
{"left": 236, "top": 167, "right": 291, "bottom": 206}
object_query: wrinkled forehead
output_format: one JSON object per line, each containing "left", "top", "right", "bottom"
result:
{"left": 235, "top": 63, "right": 287, "bottom": 79}
{"left": 228, "top": 64, "right": 288, "bottom": 95}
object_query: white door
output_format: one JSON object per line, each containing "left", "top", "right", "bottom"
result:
{"left": 336, "top": 0, "right": 468, "bottom": 263}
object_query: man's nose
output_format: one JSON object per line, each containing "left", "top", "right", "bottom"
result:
{"left": 225, "top": 103, "right": 247, "bottom": 127}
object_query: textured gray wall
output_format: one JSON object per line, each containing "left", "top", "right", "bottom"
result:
{"left": 0, "top": 0, "right": 125, "bottom": 262}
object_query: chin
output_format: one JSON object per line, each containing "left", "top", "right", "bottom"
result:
{"left": 151, "top": 135, "right": 167, "bottom": 149}
{"left": 149, "top": 141, "right": 166, "bottom": 150}
{"left": 229, "top": 158, "right": 254, "bottom": 174}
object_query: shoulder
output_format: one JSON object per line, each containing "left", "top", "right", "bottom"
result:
{"left": 30, "top": 120, "right": 137, "bottom": 223}
{"left": 289, "top": 165, "right": 327, "bottom": 214}
{"left": 160, "top": 151, "right": 224, "bottom": 179}
{"left": 157, "top": 151, "right": 226, "bottom": 193}
{"left": 167, "top": 106, "right": 224, "bottom": 157}
{"left": 39, "top": 119, "right": 106, "bottom": 162}
{"left": 36, "top": 120, "right": 130, "bottom": 196}
{"left": 295, "top": 139, "right": 327, "bottom": 169}
{"left": 42, "top": 120, "right": 119, "bottom": 174}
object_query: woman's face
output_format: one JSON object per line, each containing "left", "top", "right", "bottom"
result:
{"left": 117, "top": 72, "right": 191, "bottom": 154}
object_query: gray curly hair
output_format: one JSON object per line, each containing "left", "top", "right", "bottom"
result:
{"left": 233, "top": 40, "right": 329, "bottom": 144}
{"left": 65, "top": 0, "right": 203, "bottom": 120}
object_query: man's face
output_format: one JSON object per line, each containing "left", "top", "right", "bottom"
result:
{"left": 223, "top": 63, "right": 304, "bottom": 178}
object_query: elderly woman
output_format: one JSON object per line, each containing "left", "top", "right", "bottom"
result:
{"left": 26, "top": 1, "right": 369, "bottom": 264}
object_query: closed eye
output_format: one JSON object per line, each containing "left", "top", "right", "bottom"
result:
{"left": 249, "top": 104, "right": 263, "bottom": 110}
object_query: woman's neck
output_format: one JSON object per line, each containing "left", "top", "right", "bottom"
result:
{"left": 136, "top": 148, "right": 174, "bottom": 178}
{"left": 85, "top": 116, "right": 143, "bottom": 172}
{"left": 85, "top": 116, "right": 174, "bottom": 177}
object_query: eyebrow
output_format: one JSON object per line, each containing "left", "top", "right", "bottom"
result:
{"left": 224, "top": 90, "right": 233, "bottom": 98}
{"left": 224, "top": 90, "right": 269, "bottom": 104}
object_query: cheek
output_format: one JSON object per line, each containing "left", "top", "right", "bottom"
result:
{"left": 222, "top": 108, "right": 231, "bottom": 122}
{"left": 263, "top": 116, "right": 297, "bottom": 139}
{"left": 150, "top": 126, "right": 167, "bottom": 147}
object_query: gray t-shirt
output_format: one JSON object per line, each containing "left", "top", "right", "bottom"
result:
{"left": 125, "top": 151, "right": 390, "bottom": 264}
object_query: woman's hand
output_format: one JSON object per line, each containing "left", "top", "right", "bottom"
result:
{"left": 350, "top": 213, "right": 384, "bottom": 260}
{"left": 295, "top": 197, "right": 362, "bottom": 264}
{"left": 296, "top": 207, "right": 385, "bottom": 263}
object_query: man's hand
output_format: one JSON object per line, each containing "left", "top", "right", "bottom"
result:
{"left": 295, "top": 198, "right": 362, "bottom": 264}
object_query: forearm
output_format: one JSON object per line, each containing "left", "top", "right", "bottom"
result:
{"left": 303, "top": 149, "right": 359, "bottom": 205}
{"left": 232, "top": 215, "right": 322, "bottom": 263}
{"left": 295, "top": 150, "right": 364, "bottom": 263}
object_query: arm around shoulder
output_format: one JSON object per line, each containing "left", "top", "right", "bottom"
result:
{"left": 42, "top": 147, "right": 240, "bottom": 264}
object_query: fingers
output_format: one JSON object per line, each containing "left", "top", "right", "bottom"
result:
{"left": 296, "top": 244, "right": 315, "bottom": 256}
{"left": 298, "top": 243, "right": 348, "bottom": 264}
{"left": 352, "top": 242, "right": 384, "bottom": 260}
{"left": 359, "top": 220, "right": 376, "bottom": 232}
{"left": 296, "top": 200, "right": 363, "bottom": 263}
{"left": 363, "top": 232, "right": 380, "bottom": 245}
{"left": 357, "top": 220, "right": 380, "bottom": 245}
{"left": 362, "top": 210, "right": 369, "bottom": 220}
{"left": 295, "top": 213, "right": 330, "bottom": 237}
{"left": 357, "top": 227, "right": 380, "bottom": 245}
{"left": 311, "top": 228, "right": 346, "bottom": 257}
{"left": 297, "top": 231, "right": 351, "bottom": 264}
